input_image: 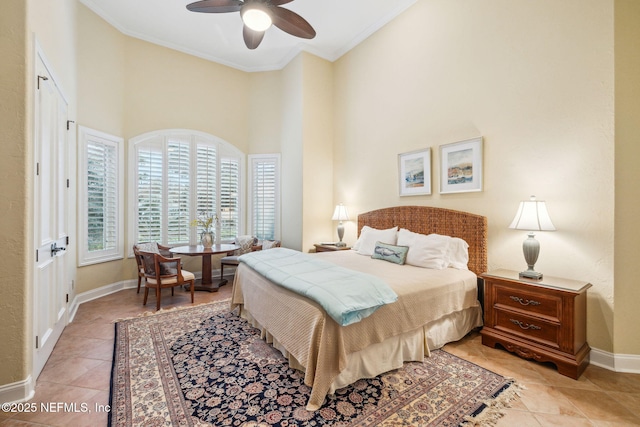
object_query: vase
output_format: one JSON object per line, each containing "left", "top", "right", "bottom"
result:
{"left": 201, "top": 231, "right": 214, "bottom": 248}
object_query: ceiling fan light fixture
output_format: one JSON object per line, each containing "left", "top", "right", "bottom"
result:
{"left": 241, "top": 5, "right": 272, "bottom": 32}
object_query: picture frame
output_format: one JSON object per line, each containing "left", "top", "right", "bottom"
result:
{"left": 398, "top": 148, "right": 431, "bottom": 196}
{"left": 439, "top": 137, "right": 483, "bottom": 194}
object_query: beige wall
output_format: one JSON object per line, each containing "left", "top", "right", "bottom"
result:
{"left": 614, "top": 0, "right": 640, "bottom": 355}
{"left": 75, "top": 11, "right": 252, "bottom": 292}
{"left": 333, "top": 0, "right": 616, "bottom": 351}
{"left": 0, "top": 0, "right": 29, "bottom": 386}
{"left": 279, "top": 55, "right": 304, "bottom": 250}
{"left": 301, "top": 53, "right": 334, "bottom": 252}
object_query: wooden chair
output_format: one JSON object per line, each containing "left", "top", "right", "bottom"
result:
{"left": 139, "top": 251, "right": 195, "bottom": 311}
{"left": 133, "top": 242, "right": 172, "bottom": 293}
{"left": 220, "top": 239, "right": 281, "bottom": 279}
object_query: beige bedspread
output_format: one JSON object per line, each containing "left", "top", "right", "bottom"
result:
{"left": 230, "top": 250, "right": 479, "bottom": 410}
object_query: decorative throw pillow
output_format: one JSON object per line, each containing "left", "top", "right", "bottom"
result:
{"left": 235, "top": 235, "right": 256, "bottom": 255}
{"left": 397, "top": 229, "right": 450, "bottom": 269}
{"left": 354, "top": 226, "right": 398, "bottom": 256}
{"left": 261, "top": 240, "right": 278, "bottom": 250}
{"left": 371, "top": 241, "right": 409, "bottom": 265}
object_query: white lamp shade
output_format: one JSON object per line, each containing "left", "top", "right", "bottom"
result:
{"left": 509, "top": 196, "right": 556, "bottom": 231}
{"left": 241, "top": 6, "right": 272, "bottom": 32}
{"left": 332, "top": 204, "right": 350, "bottom": 221}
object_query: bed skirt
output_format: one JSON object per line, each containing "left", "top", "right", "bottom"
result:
{"left": 236, "top": 303, "right": 483, "bottom": 402}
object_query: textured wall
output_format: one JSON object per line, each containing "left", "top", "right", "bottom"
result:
{"left": 333, "top": 0, "right": 616, "bottom": 352}
{"left": 0, "top": 0, "right": 28, "bottom": 386}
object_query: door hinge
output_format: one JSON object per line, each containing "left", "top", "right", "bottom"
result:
{"left": 35, "top": 335, "right": 39, "bottom": 349}
{"left": 66, "top": 236, "right": 69, "bottom": 245}
{"left": 36, "top": 249, "right": 39, "bottom": 262}
{"left": 66, "top": 294, "right": 69, "bottom": 303}
{"left": 66, "top": 120, "right": 75, "bottom": 131}
{"left": 37, "top": 75, "right": 48, "bottom": 90}
{"left": 36, "top": 162, "right": 40, "bottom": 176}
{"left": 67, "top": 178, "right": 70, "bottom": 188}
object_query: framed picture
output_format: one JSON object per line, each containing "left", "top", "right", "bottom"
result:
{"left": 439, "top": 137, "right": 483, "bottom": 194}
{"left": 398, "top": 148, "right": 431, "bottom": 196}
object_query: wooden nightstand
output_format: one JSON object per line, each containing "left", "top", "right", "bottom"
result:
{"left": 480, "top": 269, "right": 592, "bottom": 379}
{"left": 314, "top": 244, "right": 351, "bottom": 252}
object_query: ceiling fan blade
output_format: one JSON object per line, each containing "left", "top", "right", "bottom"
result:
{"left": 269, "top": 0, "right": 294, "bottom": 5}
{"left": 271, "top": 6, "right": 316, "bottom": 39}
{"left": 186, "top": 0, "right": 242, "bottom": 13}
{"left": 243, "top": 25, "right": 265, "bottom": 49}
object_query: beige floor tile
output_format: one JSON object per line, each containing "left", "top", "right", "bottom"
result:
{"left": 518, "top": 383, "right": 585, "bottom": 417}
{"left": 556, "top": 388, "right": 640, "bottom": 424}
{"left": 495, "top": 408, "right": 543, "bottom": 426}
{"left": 16, "top": 283, "right": 639, "bottom": 427}
{"left": 533, "top": 413, "right": 595, "bottom": 426}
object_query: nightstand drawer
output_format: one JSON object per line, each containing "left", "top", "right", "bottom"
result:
{"left": 493, "top": 284, "right": 561, "bottom": 320}
{"left": 495, "top": 310, "right": 560, "bottom": 349}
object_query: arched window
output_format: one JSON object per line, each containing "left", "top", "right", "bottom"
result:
{"left": 128, "top": 130, "right": 244, "bottom": 246}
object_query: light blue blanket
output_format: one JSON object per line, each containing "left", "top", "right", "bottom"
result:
{"left": 238, "top": 248, "right": 398, "bottom": 326}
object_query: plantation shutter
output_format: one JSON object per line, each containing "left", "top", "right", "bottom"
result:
{"left": 250, "top": 155, "right": 280, "bottom": 241}
{"left": 137, "top": 141, "right": 163, "bottom": 243}
{"left": 86, "top": 140, "right": 117, "bottom": 252}
{"left": 131, "top": 131, "right": 244, "bottom": 246}
{"left": 167, "top": 139, "right": 191, "bottom": 244}
{"left": 220, "top": 158, "right": 240, "bottom": 240}
{"left": 195, "top": 143, "right": 217, "bottom": 236}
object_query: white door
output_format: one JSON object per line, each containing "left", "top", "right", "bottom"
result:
{"left": 33, "top": 50, "right": 70, "bottom": 379}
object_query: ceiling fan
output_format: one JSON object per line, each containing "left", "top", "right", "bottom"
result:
{"left": 186, "top": 0, "right": 316, "bottom": 50}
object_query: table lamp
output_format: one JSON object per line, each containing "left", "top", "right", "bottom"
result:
{"left": 332, "top": 204, "right": 350, "bottom": 247}
{"left": 509, "top": 196, "right": 556, "bottom": 280}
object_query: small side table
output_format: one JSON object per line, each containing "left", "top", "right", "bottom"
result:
{"left": 314, "top": 244, "right": 351, "bottom": 253}
{"left": 480, "top": 269, "right": 592, "bottom": 379}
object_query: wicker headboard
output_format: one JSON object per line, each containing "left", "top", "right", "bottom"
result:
{"left": 357, "top": 206, "right": 488, "bottom": 276}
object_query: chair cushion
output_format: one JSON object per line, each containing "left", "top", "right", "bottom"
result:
{"left": 221, "top": 255, "right": 239, "bottom": 265}
{"left": 146, "top": 270, "right": 194, "bottom": 285}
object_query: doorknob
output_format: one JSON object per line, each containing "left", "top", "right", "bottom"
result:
{"left": 51, "top": 242, "right": 66, "bottom": 256}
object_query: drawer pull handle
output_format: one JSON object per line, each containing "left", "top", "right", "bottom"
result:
{"left": 510, "top": 296, "right": 541, "bottom": 306}
{"left": 510, "top": 319, "right": 541, "bottom": 330}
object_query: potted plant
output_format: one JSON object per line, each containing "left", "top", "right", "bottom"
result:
{"left": 191, "top": 212, "right": 218, "bottom": 248}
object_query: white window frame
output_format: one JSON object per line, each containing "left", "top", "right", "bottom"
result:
{"left": 128, "top": 129, "right": 245, "bottom": 254}
{"left": 77, "top": 126, "right": 124, "bottom": 266}
{"left": 248, "top": 153, "right": 281, "bottom": 241}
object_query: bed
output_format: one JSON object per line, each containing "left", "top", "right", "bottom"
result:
{"left": 230, "top": 206, "right": 488, "bottom": 410}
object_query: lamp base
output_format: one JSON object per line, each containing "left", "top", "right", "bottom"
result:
{"left": 335, "top": 241, "right": 346, "bottom": 248}
{"left": 519, "top": 270, "right": 543, "bottom": 280}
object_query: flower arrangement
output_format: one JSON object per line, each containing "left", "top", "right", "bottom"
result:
{"left": 190, "top": 212, "right": 218, "bottom": 233}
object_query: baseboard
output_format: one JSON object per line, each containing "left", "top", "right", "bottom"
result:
{"left": 590, "top": 347, "right": 640, "bottom": 373}
{"left": 0, "top": 375, "right": 34, "bottom": 404}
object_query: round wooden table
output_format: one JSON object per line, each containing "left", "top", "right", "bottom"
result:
{"left": 170, "top": 244, "right": 239, "bottom": 292}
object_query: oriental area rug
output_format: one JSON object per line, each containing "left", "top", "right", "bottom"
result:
{"left": 109, "top": 300, "right": 521, "bottom": 427}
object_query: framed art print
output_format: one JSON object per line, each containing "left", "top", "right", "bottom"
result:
{"left": 439, "top": 137, "right": 483, "bottom": 194}
{"left": 398, "top": 148, "right": 431, "bottom": 196}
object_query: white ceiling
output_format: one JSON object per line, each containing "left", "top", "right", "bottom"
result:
{"left": 79, "top": 0, "right": 417, "bottom": 72}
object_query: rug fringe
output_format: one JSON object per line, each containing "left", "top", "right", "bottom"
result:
{"left": 459, "top": 380, "right": 526, "bottom": 427}
{"left": 112, "top": 298, "right": 231, "bottom": 323}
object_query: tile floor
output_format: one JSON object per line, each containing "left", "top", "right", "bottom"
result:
{"left": 1, "top": 283, "right": 639, "bottom": 426}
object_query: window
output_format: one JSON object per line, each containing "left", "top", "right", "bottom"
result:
{"left": 248, "top": 154, "right": 280, "bottom": 240}
{"left": 78, "top": 126, "right": 124, "bottom": 266}
{"left": 129, "top": 130, "right": 244, "bottom": 247}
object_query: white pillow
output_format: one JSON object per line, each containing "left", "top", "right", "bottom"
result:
{"left": 397, "top": 229, "right": 450, "bottom": 269}
{"left": 447, "top": 237, "right": 469, "bottom": 270}
{"left": 354, "top": 226, "right": 398, "bottom": 256}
